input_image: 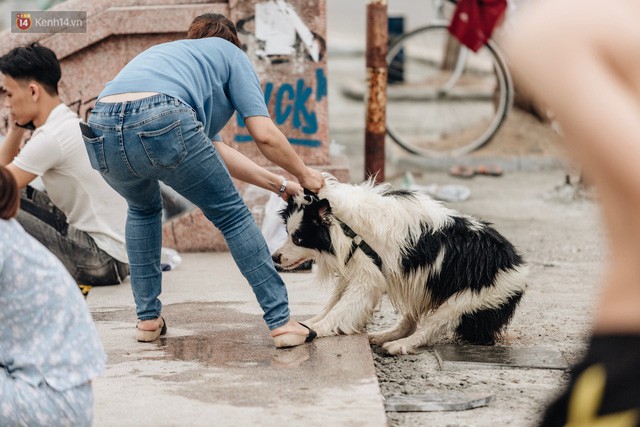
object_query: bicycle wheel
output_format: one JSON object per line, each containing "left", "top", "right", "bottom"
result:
{"left": 386, "top": 24, "right": 513, "bottom": 158}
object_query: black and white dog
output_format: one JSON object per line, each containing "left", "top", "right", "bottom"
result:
{"left": 272, "top": 173, "right": 527, "bottom": 355}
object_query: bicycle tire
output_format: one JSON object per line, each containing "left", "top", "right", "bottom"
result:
{"left": 386, "top": 24, "right": 513, "bottom": 158}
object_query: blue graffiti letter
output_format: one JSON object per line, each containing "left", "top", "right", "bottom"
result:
{"left": 294, "top": 79, "right": 317, "bottom": 134}
{"left": 275, "top": 84, "right": 294, "bottom": 125}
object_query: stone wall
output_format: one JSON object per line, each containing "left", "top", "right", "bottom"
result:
{"left": 0, "top": 0, "right": 349, "bottom": 252}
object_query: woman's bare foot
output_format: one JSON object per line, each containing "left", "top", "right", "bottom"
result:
{"left": 271, "top": 319, "right": 317, "bottom": 348}
{"left": 136, "top": 317, "right": 167, "bottom": 342}
{"left": 137, "top": 317, "right": 164, "bottom": 331}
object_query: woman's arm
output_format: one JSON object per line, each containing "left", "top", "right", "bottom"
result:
{"left": 243, "top": 116, "right": 324, "bottom": 193}
{"left": 213, "top": 140, "right": 302, "bottom": 200}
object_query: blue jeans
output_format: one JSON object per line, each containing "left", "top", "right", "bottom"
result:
{"left": 84, "top": 94, "right": 290, "bottom": 330}
{"left": 16, "top": 186, "right": 129, "bottom": 286}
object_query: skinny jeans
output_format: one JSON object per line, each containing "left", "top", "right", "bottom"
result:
{"left": 85, "top": 94, "right": 290, "bottom": 329}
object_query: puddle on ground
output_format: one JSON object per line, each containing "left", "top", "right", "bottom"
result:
{"left": 94, "top": 300, "right": 370, "bottom": 407}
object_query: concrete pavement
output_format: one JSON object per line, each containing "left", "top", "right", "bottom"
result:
{"left": 88, "top": 253, "right": 387, "bottom": 427}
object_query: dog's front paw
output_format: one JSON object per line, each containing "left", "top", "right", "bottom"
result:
{"left": 368, "top": 331, "right": 390, "bottom": 346}
{"left": 382, "top": 339, "right": 417, "bottom": 355}
{"left": 312, "top": 323, "right": 338, "bottom": 338}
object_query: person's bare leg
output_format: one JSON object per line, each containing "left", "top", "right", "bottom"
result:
{"left": 505, "top": 2, "right": 640, "bottom": 422}
{"left": 505, "top": 0, "right": 640, "bottom": 334}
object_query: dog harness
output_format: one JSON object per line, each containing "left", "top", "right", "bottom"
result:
{"left": 338, "top": 220, "right": 383, "bottom": 270}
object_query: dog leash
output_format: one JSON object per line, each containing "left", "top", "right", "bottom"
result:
{"left": 338, "top": 220, "right": 383, "bottom": 270}
{"left": 303, "top": 189, "right": 383, "bottom": 270}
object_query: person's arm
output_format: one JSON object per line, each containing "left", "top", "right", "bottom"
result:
{"left": 1, "top": 117, "right": 36, "bottom": 188}
{"left": 5, "top": 163, "right": 36, "bottom": 189}
{"left": 243, "top": 116, "right": 323, "bottom": 193}
{"left": 0, "top": 116, "right": 26, "bottom": 166}
{"left": 213, "top": 140, "right": 302, "bottom": 200}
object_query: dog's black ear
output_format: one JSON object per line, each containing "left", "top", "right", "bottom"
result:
{"left": 317, "top": 198, "right": 332, "bottom": 223}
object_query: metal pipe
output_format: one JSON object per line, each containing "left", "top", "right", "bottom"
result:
{"left": 364, "top": 0, "right": 388, "bottom": 183}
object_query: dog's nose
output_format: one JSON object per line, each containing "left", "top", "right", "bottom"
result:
{"left": 272, "top": 253, "right": 282, "bottom": 265}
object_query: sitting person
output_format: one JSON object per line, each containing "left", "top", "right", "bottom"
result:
{"left": 0, "top": 43, "right": 129, "bottom": 286}
{"left": 0, "top": 165, "right": 106, "bottom": 426}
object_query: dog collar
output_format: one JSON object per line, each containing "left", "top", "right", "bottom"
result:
{"left": 338, "top": 220, "right": 383, "bottom": 270}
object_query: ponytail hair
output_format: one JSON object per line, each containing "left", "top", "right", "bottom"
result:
{"left": 0, "top": 166, "right": 19, "bottom": 220}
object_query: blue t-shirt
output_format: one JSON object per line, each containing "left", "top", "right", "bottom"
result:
{"left": 0, "top": 219, "right": 106, "bottom": 391}
{"left": 100, "top": 38, "right": 270, "bottom": 141}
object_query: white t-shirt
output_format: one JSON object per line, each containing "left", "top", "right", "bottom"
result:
{"left": 12, "top": 104, "right": 128, "bottom": 263}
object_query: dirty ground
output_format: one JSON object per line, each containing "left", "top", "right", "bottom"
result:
{"left": 369, "top": 170, "right": 603, "bottom": 426}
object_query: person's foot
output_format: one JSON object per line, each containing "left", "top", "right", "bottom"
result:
{"left": 136, "top": 317, "right": 167, "bottom": 342}
{"left": 271, "top": 320, "right": 317, "bottom": 348}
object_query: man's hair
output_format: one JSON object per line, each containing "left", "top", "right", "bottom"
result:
{"left": 187, "top": 13, "right": 241, "bottom": 48}
{"left": 0, "top": 43, "right": 61, "bottom": 96}
{"left": 0, "top": 166, "right": 19, "bottom": 220}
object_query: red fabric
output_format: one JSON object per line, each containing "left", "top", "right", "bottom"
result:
{"left": 448, "top": 0, "right": 507, "bottom": 52}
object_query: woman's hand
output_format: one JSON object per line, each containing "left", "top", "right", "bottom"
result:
{"left": 281, "top": 179, "right": 303, "bottom": 201}
{"left": 298, "top": 167, "right": 324, "bottom": 194}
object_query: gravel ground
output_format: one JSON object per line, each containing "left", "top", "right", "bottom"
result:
{"left": 368, "top": 171, "right": 604, "bottom": 427}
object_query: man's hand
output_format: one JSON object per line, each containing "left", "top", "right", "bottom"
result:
{"left": 0, "top": 113, "right": 28, "bottom": 166}
{"left": 7, "top": 113, "right": 28, "bottom": 136}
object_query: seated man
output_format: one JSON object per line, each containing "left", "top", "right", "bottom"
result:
{"left": 0, "top": 43, "right": 128, "bottom": 286}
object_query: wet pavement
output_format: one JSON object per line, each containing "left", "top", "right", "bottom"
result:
{"left": 88, "top": 253, "right": 386, "bottom": 427}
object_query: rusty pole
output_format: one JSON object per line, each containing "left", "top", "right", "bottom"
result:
{"left": 364, "top": 0, "right": 388, "bottom": 183}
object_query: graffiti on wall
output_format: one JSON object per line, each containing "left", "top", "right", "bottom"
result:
{"left": 235, "top": 67, "right": 327, "bottom": 147}
{"left": 68, "top": 95, "right": 97, "bottom": 122}
{"left": 234, "top": 0, "right": 327, "bottom": 148}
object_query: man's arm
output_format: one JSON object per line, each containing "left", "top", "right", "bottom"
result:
{"left": 0, "top": 121, "right": 26, "bottom": 166}
{"left": 1, "top": 118, "right": 36, "bottom": 189}
{"left": 5, "top": 163, "right": 36, "bottom": 189}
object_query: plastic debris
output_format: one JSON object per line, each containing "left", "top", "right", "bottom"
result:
{"left": 402, "top": 172, "right": 471, "bottom": 202}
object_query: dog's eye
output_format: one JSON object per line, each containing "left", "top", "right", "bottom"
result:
{"left": 293, "top": 236, "right": 303, "bottom": 246}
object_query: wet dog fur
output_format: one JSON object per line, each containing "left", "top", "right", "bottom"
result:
{"left": 272, "top": 173, "right": 527, "bottom": 355}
